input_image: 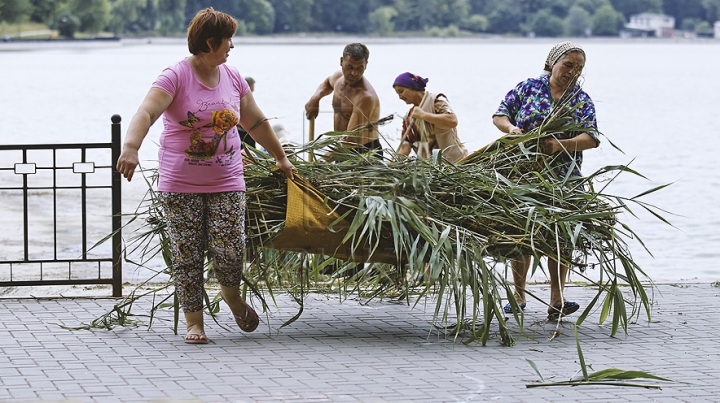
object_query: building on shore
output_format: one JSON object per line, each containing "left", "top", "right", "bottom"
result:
{"left": 623, "top": 13, "right": 675, "bottom": 38}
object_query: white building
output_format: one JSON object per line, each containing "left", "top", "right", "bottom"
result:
{"left": 715, "top": 21, "right": 720, "bottom": 38}
{"left": 625, "top": 13, "right": 675, "bottom": 38}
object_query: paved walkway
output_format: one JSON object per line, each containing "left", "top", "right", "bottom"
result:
{"left": 0, "top": 282, "right": 719, "bottom": 402}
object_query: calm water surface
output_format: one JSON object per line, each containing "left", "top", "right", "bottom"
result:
{"left": 1, "top": 38, "right": 718, "bottom": 283}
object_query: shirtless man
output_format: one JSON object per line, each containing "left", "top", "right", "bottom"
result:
{"left": 305, "top": 43, "right": 382, "bottom": 158}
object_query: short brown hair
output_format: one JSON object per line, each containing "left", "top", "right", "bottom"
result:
{"left": 187, "top": 8, "right": 238, "bottom": 55}
{"left": 343, "top": 43, "right": 369, "bottom": 62}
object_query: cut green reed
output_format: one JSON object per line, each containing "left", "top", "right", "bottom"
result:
{"left": 78, "top": 106, "right": 671, "bottom": 347}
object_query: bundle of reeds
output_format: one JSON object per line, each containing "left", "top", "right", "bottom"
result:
{"left": 88, "top": 109, "right": 667, "bottom": 346}
{"left": 234, "top": 111, "right": 664, "bottom": 345}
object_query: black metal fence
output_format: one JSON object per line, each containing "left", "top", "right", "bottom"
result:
{"left": 0, "top": 115, "right": 123, "bottom": 296}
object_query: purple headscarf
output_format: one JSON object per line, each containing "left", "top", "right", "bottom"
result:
{"left": 393, "top": 72, "right": 428, "bottom": 91}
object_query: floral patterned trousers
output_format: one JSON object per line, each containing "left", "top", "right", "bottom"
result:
{"left": 159, "top": 191, "right": 246, "bottom": 312}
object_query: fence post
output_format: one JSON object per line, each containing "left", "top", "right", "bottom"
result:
{"left": 111, "top": 114, "right": 123, "bottom": 297}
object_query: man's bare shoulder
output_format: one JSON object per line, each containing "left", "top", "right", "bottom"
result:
{"left": 351, "top": 77, "right": 379, "bottom": 102}
{"left": 328, "top": 70, "right": 343, "bottom": 88}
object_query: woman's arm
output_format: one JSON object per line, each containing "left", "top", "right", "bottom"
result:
{"left": 410, "top": 107, "right": 457, "bottom": 129}
{"left": 544, "top": 132, "right": 598, "bottom": 154}
{"left": 116, "top": 87, "right": 173, "bottom": 181}
{"left": 492, "top": 115, "right": 522, "bottom": 134}
{"left": 240, "top": 92, "right": 295, "bottom": 179}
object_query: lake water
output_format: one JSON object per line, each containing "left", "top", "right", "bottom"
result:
{"left": 1, "top": 37, "right": 719, "bottom": 284}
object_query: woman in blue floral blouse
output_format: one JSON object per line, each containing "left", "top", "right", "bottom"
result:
{"left": 492, "top": 41, "right": 600, "bottom": 321}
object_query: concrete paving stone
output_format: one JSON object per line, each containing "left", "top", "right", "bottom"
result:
{"left": 26, "top": 378, "right": 58, "bottom": 391}
{"left": 137, "top": 388, "right": 172, "bottom": 399}
{"left": 80, "top": 384, "right": 113, "bottom": 394}
{"left": 643, "top": 397, "right": 693, "bottom": 403}
{"left": 1, "top": 284, "right": 719, "bottom": 402}
{"left": 0, "top": 376, "right": 29, "bottom": 387}
{"left": 7, "top": 388, "right": 41, "bottom": 399}
{"left": 34, "top": 391, "right": 76, "bottom": 401}
{"left": 105, "top": 386, "right": 144, "bottom": 399}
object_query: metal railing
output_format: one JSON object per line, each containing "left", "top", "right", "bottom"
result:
{"left": 0, "top": 115, "right": 123, "bottom": 296}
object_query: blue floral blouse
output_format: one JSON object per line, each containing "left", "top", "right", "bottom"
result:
{"left": 493, "top": 74, "right": 599, "bottom": 177}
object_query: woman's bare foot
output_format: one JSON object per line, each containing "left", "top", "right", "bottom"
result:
{"left": 184, "top": 312, "right": 208, "bottom": 344}
{"left": 221, "top": 285, "right": 259, "bottom": 333}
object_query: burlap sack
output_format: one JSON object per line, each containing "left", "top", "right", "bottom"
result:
{"left": 269, "top": 175, "right": 399, "bottom": 264}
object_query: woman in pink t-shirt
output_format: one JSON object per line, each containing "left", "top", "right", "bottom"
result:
{"left": 116, "top": 8, "right": 295, "bottom": 344}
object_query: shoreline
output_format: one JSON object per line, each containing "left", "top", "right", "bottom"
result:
{"left": 2, "top": 34, "right": 718, "bottom": 52}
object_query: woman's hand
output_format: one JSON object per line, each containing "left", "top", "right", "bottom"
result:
{"left": 544, "top": 133, "right": 598, "bottom": 155}
{"left": 408, "top": 106, "right": 427, "bottom": 121}
{"left": 544, "top": 137, "right": 563, "bottom": 154}
{"left": 275, "top": 156, "right": 295, "bottom": 180}
{"left": 507, "top": 125, "right": 523, "bottom": 134}
{"left": 116, "top": 148, "right": 139, "bottom": 181}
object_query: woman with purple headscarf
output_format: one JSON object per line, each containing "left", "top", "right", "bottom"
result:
{"left": 492, "top": 41, "right": 600, "bottom": 322}
{"left": 393, "top": 72, "right": 468, "bottom": 163}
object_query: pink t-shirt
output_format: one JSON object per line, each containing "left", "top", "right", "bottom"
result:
{"left": 153, "top": 59, "right": 250, "bottom": 193}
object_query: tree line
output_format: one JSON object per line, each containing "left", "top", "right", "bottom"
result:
{"left": 1, "top": 0, "right": 719, "bottom": 38}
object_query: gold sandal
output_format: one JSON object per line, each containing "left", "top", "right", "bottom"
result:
{"left": 233, "top": 302, "right": 259, "bottom": 333}
{"left": 184, "top": 331, "right": 209, "bottom": 344}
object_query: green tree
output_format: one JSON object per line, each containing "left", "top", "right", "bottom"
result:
{"left": 462, "top": 13, "right": 489, "bottom": 31}
{"left": 694, "top": 20, "right": 711, "bottom": 31}
{"left": 527, "top": 8, "right": 565, "bottom": 36}
{"left": 269, "top": 0, "right": 313, "bottom": 32}
{"left": 204, "top": 0, "right": 241, "bottom": 15}
{"left": 311, "top": 0, "right": 351, "bottom": 31}
{"left": 592, "top": 3, "right": 624, "bottom": 36}
{"left": 392, "top": 0, "right": 437, "bottom": 31}
{"left": 368, "top": 6, "right": 397, "bottom": 35}
{"left": 185, "top": 0, "right": 241, "bottom": 23}
{"left": 0, "top": 0, "right": 32, "bottom": 24}
{"left": 29, "top": 0, "right": 63, "bottom": 24}
{"left": 184, "top": 0, "right": 206, "bottom": 22}
{"left": 487, "top": 0, "right": 524, "bottom": 33}
{"left": 311, "top": 0, "right": 376, "bottom": 32}
{"left": 53, "top": 9, "right": 80, "bottom": 37}
{"left": 566, "top": 4, "right": 591, "bottom": 35}
{"left": 702, "top": 0, "right": 720, "bottom": 21}
{"left": 108, "top": 0, "right": 146, "bottom": 34}
{"left": 467, "top": 0, "right": 506, "bottom": 15}
{"left": 609, "top": 0, "right": 661, "bottom": 20}
{"left": 433, "top": 0, "right": 470, "bottom": 28}
{"left": 136, "top": 0, "right": 159, "bottom": 31}
{"left": 663, "top": 0, "right": 703, "bottom": 27}
{"left": 157, "top": 0, "right": 185, "bottom": 35}
{"left": 521, "top": 0, "right": 571, "bottom": 17}
{"left": 65, "top": 0, "right": 110, "bottom": 34}
{"left": 239, "top": 0, "right": 274, "bottom": 34}
{"left": 573, "top": 0, "right": 610, "bottom": 14}
{"left": 680, "top": 17, "right": 701, "bottom": 30}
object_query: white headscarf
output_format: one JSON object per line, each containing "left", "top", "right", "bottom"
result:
{"left": 543, "top": 41, "right": 586, "bottom": 74}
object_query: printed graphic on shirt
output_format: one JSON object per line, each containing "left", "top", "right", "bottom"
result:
{"left": 179, "top": 111, "right": 201, "bottom": 128}
{"left": 183, "top": 108, "right": 239, "bottom": 160}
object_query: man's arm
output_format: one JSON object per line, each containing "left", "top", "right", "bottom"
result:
{"left": 343, "top": 95, "right": 378, "bottom": 145}
{"left": 305, "top": 71, "right": 342, "bottom": 120}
